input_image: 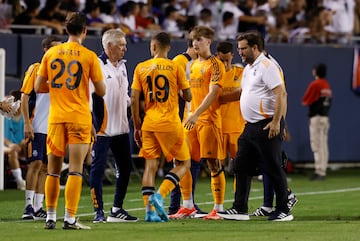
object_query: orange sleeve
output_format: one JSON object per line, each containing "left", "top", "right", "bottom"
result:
{"left": 21, "top": 63, "right": 40, "bottom": 94}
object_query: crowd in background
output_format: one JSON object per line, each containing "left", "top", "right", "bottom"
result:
{"left": 0, "top": 0, "right": 360, "bottom": 44}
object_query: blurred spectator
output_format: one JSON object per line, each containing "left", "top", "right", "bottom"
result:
{"left": 162, "top": 5, "right": 183, "bottom": 38}
{"left": 119, "top": 0, "right": 139, "bottom": 33}
{"left": 59, "top": 0, "right": 81, "bottom": 12}
{"left": 256, "top": 0, "right": 281, "bottom": 38}
{"left": 178, "top": 0, "right": 197, "bottom": 30}
{"left": 9, "top": 0, "right": 26, "bottom": 18}
{"left": 221, "top": 0, "right": 245, "bottom": 40}
{"left": 255, "top": 0, "right": 289, "bottom": 42}
{"left": 281, "top": 0, "right": 307, "bottom": 31}
{"left": 173, "top": 0, "right": 190, "bottom": 25}
{"left": 99, "top": 0, "right": 121, "bottom": 25}
{"left": 85, "top": 2, "right": 116, "bottom": 32}
{"left": 13, "top": 0, "right": 63, "bottom": 34}
{"left": 0, "top": 0, "right": 13, "bottom": 29}
{"left": 135, "top": 2, "right": 161, "bottom": 32}
{"left": 309, "top": 6, "right": 334, "bottom": 43}
{"left": 98, "top": 0, "right": 136, "bottom": 35}
{"left": 220, "top": 0, "right": 266, "bottom": 39}
{"left": 217, "top": 11, "right": 236, "bottom": 40}
{"left": 188, "top": 0, "right": 206, "bottom": 18}
{"left": 238, "top": 0, "right": 267, "bottom": 36}
{"left": 197, "top": 8, "right": 213, "bottom": 28}
{"left": 354, "top": 0, "right": 360, "bottom": 36}
{"left": 287, "top": 4, "right": 336, "bottom": 44}
{"left": 1, "top": 0, "right": 27, "bottom": 27}
{"left": 148, "top": 0, "right": 165, "bottom": 25}
{"left": 305, "top": 0, "right": 323, "bottom": 12}
{"left": 322, "top": 0, "right": 355, "bottom": 44}
{"left": 206, "top": 0, "right": 223, "bottom": 31}
{"left": 38, "top": 0, "right": 66, "bottom": 24}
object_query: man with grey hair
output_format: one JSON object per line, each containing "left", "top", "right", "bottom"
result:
{"left": 89, "top": 29, "right": 138, "bottom": 223}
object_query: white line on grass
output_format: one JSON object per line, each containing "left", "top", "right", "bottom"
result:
{"left": 76, "top": 187, "right": 360, "bottom": 218}
{"left": 5, "top": 187, "right": 360, "bottom": 222}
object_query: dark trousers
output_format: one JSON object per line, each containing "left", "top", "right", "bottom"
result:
{"left": 233, "top": 118, "right": 289, "bottom": 213}
{"left": 89, "top": 134, "right": 132, "bottom": 211}
{"left": 263, "top": 173, "right": 275, "bottom": 208}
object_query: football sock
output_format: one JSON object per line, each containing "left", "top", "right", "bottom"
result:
{"left": 158, "top": 172, "right": 180, "bottom": 199}
{"left": 34, "top": 193, "right": 44, "bottom": 211}
{"left": 183, "top": 200, "right": 194, "bottom": 209}
{"left": 262, "top": 206, "right": 273, "bottom": 212}
{"left": 64, "top": 173, "right": 82, "bottom": 220}
{"left": 45, "top": 174, "right": 60, "bottom": 213}
{"left": 142, "top": 187, "right": 155, "bottom": 212}
{"left": 46, "top": 207, "right": 56, "bottom": 222}
{"left": 11, "top": 168, "right": 23, "bottom": 182}
{"left": 214, "top": 204, "right": 224, "bottom": 212}
{"left": 211, "top": 169, "right": 226, "bottom": 207}
{"left": 25, "top": 190, "right": 35, "bottom": 207}
{"left": 179, "top": 169, "right": 193, "bottom": 208}
{"left": 112, "top": 207, "right": 121, "bottom": 213}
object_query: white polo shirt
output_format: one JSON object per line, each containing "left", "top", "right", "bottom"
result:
{"left": 240, "top": 53, "right": 282, "bottom": 123}
{"left": 98, "top": 55, "right": 130, "bottom": 136}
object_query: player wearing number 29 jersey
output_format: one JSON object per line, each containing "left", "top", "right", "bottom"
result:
{"left": 38, "top": 41, "right": 103, "bottom": 125}
{"left": 35, "top": 12, "right": 105, "bottom": 230}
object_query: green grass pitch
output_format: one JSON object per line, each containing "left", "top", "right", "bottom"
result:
{"left": 1, "top": 167, "right": 360, "bottom": 241}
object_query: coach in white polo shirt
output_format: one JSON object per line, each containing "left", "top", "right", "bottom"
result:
{"left": 89, "top": 29, "right": 138, "bottom": 223}
{"left": 218, "top": 30, "right": 293, "bottom": 222}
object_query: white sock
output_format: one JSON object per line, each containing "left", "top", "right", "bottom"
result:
{"left": 112, "top": 206, "right": 120, "bottom": 213}
{"left": 46, "top": 207, "right": 56, "bottom": 222}
{"left": 262, "top": 206, "right": 273, "bottom": 212}
{"left": 11, "top": 168, "right": 23, "bottom": 182}
{"left": 145, "top": 203, "right": 152, "bottom": 212}
{"left": 64, "top": 209, "right": 75, "bottom": 224}
{"left": 25, "top": 190, "right": 35, "bottom": 207}
{"left": 214, "top": 204, "right": 224, "bottom": 212}
{"left": 183, "top": 200, "right": 194, "bottom": 209}
{"left": 34, "top": 193, "right": 44, "bottom": 212}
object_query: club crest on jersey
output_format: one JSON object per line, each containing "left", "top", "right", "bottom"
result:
{"left": 122, "top": 70, "right": 126, "bottom": 77}
{"left": 253, "top": 69, "right": 257, "bottom": 76}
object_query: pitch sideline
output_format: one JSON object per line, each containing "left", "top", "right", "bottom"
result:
{"left": 75, "top": 186, "right": 360, "bottom": 218}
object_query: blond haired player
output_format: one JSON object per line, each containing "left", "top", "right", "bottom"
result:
{"left": 168, "top": 37, "right": 207, "bottom": 218}
{"left": 35, "top": 12, "right": 106, "bottom": 230}
{"left": 131, "top": 32, "right": 192, "bottom": 222}
{"left": 183, "top": 25, "right": 226, "bottom": 220}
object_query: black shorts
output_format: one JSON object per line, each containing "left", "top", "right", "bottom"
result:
{"left": 26, "top": 133, "right": 48, "bottom": 164}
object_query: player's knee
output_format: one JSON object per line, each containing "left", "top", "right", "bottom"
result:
{"left": 174, "top": 159, "right": 191, "bottom": 169}
{"left": 207, "top": 159, "right": 222, "bottom": 173}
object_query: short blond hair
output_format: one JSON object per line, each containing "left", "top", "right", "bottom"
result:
{"left": 190, "top": 25, "right": 215, "bottom": 40}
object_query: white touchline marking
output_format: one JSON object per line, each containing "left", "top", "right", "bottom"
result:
{"left": 7, "top": 187, "right": 360, "bottom": 222}
{"left": 75, "top": 187, "right": 360, "bottom": 217}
